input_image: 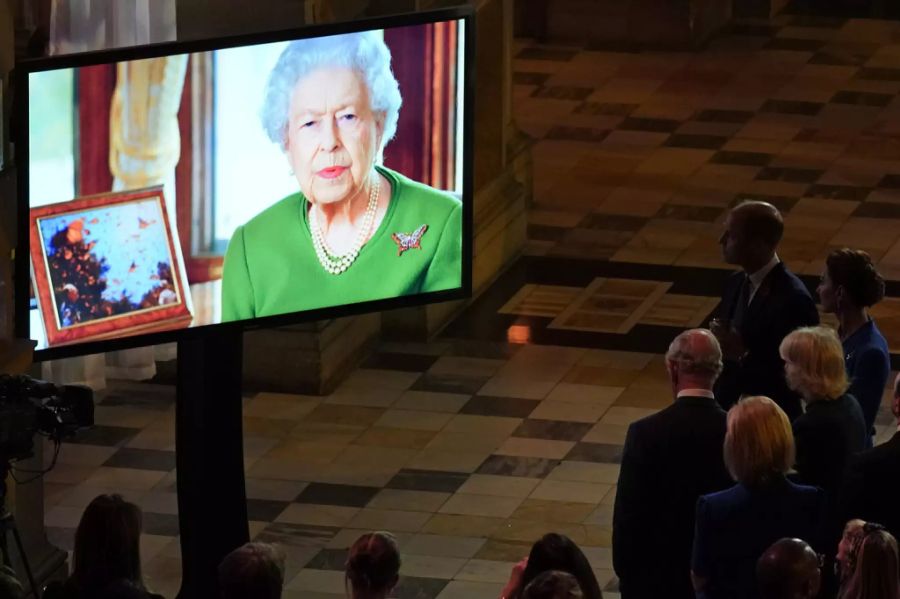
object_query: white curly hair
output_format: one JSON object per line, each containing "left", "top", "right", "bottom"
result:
{"left": 260, "top": 31, "right": 402, "bottom": 152}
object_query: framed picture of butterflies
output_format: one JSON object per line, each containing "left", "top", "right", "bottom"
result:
{"left": 28, "top": 186, "right": 193, "bottom": 347}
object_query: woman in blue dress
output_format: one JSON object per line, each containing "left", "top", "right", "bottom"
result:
{"left": 818, "top": 248, "right": 890, "bottom": 448}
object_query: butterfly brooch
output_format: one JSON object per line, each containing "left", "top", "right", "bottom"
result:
{"left": 391, "top": 224, "right": 428, "bottom": 256}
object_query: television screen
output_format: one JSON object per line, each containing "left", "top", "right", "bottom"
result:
{"left": 18, "top": 9, "right": 473, "bottom": 359}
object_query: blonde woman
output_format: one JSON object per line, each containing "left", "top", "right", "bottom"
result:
{"left": 780, "top": 326, "right": 867, "bottom": 496}
{"left": 691, "top": 396, "right": 826, "bottom": 599}
{"left": 838, "top": 524, "right": 900, "bottom": 599}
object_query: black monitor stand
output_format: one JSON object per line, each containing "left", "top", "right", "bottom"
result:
{"left": 175, "top": 325, "right": 249, "bottom": 599}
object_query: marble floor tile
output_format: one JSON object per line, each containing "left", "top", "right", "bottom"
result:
{"left": 511, "top": 498, "right": 597, "bottom": 523}
{"left": 456, "top": 473, "right": 542, "bottom": 499}
{"left": 394, "top": 390, "right": 471, "bottom": 414}
{"left": 455, "top": 559, "right": 517, "bottom": 584}
{"left": 295, "top": 483, "right": 381, "bottom": 508}
{"left": 422, "top": 514, "right": 506, "bottom": 538}
{"left": 353, "top": 427, "right": 438, "bottom": 450}
{"left": 386, "top": 469, "right": 470, "bottom": 494}
{"left": 528, "top": 400, "right": 613, "bottom": 423}
{"left": 547, "top": 461, "right": 622, "bottom": 484}
{"left": 346, "top": 508, "right": 433, "bottom": 533}
{"left": 406, "top": 533, "right": 487, "bottom": 559}
{"left": 401, "top": 554, "right": 468, "bottom": 580}
{"left": 406, "top": 449, "right": 493, "bottom": 473}
{"left": 495, "top": 437, "right": 577, "bottom": 460}
{"left": 367, "top": 489, "right": 451, "bottom": 513}
{"left": 275, "top": 504, "right": 360, "bottom": 528}
{"left": 439, "top": 494, "right": 525, "bottom": 519}
{"left": 374, "top": 409, "right": 455, "bottom": 432}
{"left": 529, "top": 480, "right": 614, "bottom": 504}
{"left": 476, "top": 455, "right": 560, "bottom": 478}
{"left": 435, "top": 580, "right": 507, "bottom": 599}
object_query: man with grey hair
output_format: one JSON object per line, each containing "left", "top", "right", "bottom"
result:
{"left": 613, "top": 329, "right": 733, "bottom": 599}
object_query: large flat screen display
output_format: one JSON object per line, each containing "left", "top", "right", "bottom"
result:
{"left": 17, "top": 9, "right": 473, "bottom": 359}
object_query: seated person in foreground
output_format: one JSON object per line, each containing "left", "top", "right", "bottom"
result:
{"left": 840, "top": 374, "right": 900, "bottom": 543}
{"left": 43, "top": 494, "right": 163, "bottom": 599}
{"left": 523, "top": 571, "right": 584, "bottom": 599}
{"left": 345, "top": 531, "right": 400, "bottom": 599}
{"left": 837, "top": 523, "right": 900, "bottom": 599}
{"left": 501, "top": 533, "right": 602, "bottom": 599}
{"left": 691, "top": 396, "right": 826, "bottom": 599}
{"left": 222, "top": 31, "right": 462, "bottom": 321}
{"left": 218, "top": 542, "right": 286, "bottom": 599}
{"left": 613, "top": 329, "right": 732, "bottom": 599}
{"left": 756, "top": 538, "right": 821, "bottom": 599}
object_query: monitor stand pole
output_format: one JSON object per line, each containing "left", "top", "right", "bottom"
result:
{"left": 175, "top": 326, "right": 249, "bottom": 599}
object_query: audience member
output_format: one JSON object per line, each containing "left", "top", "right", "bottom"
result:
{"left": 43, "top": 494, "right": 162, "bottom": 599}
{"left": 840, "top": 374, "right": 900, "bottom": 542}
{"left": 0, "top": 566, "right": 24, "bottom": 599}
{"left": 345, "top": 532, "right": 400, "bottom": 599}
{"left": 839, "top": 524, "right": 900, "bottom": 599}
{"left": 218, "top": 542, "right": 286, "bottom": 599}
{"left": 613, "top": 329, "right": 732, "bottom": 599}
{"left": 819, "top": 248, "right": 889, "bottom": 447}
{"left": 837, "top": 520, "right": 868, "bottom": 589}
{"left": 756, "top": 538, "right": 821, "bottom": 599}
{"left": 780, "top": 326, "right": 867, "bottom": 496}
{"left": 711, "top": 200, "right": 819, "bottom": 421}
{"left": 501, "top": 533, "right": 602, "bottom": 599}
{"left": 523, "top": 570, "right": 584, "bottom": 599}
{"left": 691, "top": 396, "right": 826, "bottom": 599}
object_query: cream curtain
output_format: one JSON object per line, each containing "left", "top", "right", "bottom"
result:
{"left": 42, "top": 0, "right": 178, "bottom": 388}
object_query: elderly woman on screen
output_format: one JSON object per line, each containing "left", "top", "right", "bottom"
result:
{"left": 221, "top": 31, "right": 462, "bottom": 321}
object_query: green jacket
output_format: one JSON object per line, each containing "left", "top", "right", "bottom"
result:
{"left": 221, "top": 166, "right": 462, "bottom": 322}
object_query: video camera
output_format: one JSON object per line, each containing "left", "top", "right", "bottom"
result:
{"left": 0, "top": 374, "right": 94, "bottom": 462}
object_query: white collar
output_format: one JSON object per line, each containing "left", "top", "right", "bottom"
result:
{"left": 677, "top": 389, "right": 715, "bottom": 399}
{"left": 747, "top": 254, "right": 780, "bottom": 290}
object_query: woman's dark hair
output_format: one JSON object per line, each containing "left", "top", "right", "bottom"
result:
{"left": 345, "top": 531, "right": 400, "bottom": 598}
{"left": 72, "top": 494, "right": 145, "bottom": 593}
{"left": 516, "top": 534, "right": 602, "bottom": 599}
{"left": 826, "top": 248, "right": 885, "bottom": 308}
{"left": 218, "top": 542, "right": 285, "bottom": 599}
{"left": 523, "top": 570, "right": 584, "bottom": 599}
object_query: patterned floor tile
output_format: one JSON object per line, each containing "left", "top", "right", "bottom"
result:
{"left": 294, "top": 483, "right": 381, "bottom": 508}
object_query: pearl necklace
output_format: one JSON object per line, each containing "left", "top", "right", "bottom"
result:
{"left": 309, "top": 173, "right": 380, "bottom": 275}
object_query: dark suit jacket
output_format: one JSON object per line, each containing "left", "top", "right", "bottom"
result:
{"left": 840, "top": 431, "right": 900, "bottom": 542}
{"left": 793, "top": 393, "right": 867, "bottom": 497}
{"left": 613, "top": 395, "right": 732, "bottom": 599}
{"left": 714, "top": 262, "right": 819, "bottom": 421}
{"left": 691, "top": 478, "right": 827, "bottom": 599}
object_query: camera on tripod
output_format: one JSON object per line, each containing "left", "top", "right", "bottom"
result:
{"left": 0, "top": 374, "right": 94, "bottom": 462}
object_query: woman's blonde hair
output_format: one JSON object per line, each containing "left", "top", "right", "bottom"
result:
{"left": 779, "top": 326, "right": 849, "bottom": 401}
{"left": 724, "top": 396, "right": 795, "bottom": 486}
{"left": 841, "top": 528, "right": 900, "bottom": 599}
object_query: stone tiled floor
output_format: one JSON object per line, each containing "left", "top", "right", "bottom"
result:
{"left": 40, "top": 14, "right": 900, "bottom": 599}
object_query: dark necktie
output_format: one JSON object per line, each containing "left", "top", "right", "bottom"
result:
{"left": 732, "top": 274, "right": 751, "bottom": 329}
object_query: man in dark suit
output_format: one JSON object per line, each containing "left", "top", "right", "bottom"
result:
{"left": 839, "top": 373, "right": 900, "bottom": 541}
{"left": 711, "top": 201, "right": 819, "bottom": 422}
{"left": 613, "top": 329, "right": 733, "bottom": 599}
